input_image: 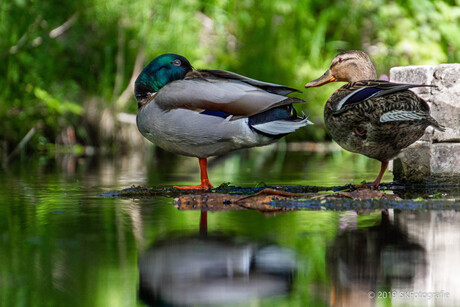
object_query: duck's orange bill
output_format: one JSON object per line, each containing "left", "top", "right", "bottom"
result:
{"left": 305, "top": 69, "right": 336, "bottom": 88}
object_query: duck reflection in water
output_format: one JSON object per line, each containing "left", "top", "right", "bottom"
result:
{"left": 326, "top": 210, "right": 426, "bottom": 306}
{"left": 138, "top": 211, "right": 298, "bottom": 306}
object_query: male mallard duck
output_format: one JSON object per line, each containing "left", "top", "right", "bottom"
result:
{"left": 305, "top": 50, "right": 444, "bottom": 187}
{"left": 135, "top": 54, "right": 312, "bottom": 190}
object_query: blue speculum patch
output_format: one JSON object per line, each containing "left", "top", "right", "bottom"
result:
{"left": 200, "top": 110, "right": 230, "bottom": 118}
{"left": 345, "top": 87, "right": 381, "bottom": 105}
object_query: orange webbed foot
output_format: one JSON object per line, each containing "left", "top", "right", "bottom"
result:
{"left": 173, "top": 179, "right": 213, "bottom": 190}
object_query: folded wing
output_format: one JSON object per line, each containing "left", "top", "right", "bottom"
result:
{"left": 333, "top": 81, "right": 434, "bottom": 114}
{"left": 154, "top": 70, "right": 305, "bottom": 117}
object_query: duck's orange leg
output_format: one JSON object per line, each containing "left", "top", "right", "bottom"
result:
{"left": 356, "top": 161, "right": 389, "bottom": 187}
{"left": 174, "top": 158, "right": 213, "bottom": 190}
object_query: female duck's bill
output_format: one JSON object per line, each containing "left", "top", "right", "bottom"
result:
{"left": 135, "top": 54, "right": 312, "bottom": 190}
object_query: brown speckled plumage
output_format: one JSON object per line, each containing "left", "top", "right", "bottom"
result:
{"left": 324, "top": 80, "right": 443, "bottom": 162}
{"left": 305, "top": 50, "right": 444, "bottom": 186}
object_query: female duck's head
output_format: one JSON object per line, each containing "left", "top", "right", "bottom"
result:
{"left": 135, "top": 54, "right": 193, "bottom": 102}
{"left": 305, "top": 50, "right": 377, "bottom": 87}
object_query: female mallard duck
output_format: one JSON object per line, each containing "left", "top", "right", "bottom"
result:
{"left": 135, "top": 54, "right": 312, "bottom": 190}
{"left": 305, "top": 50, "right": 444, "bottom": 187}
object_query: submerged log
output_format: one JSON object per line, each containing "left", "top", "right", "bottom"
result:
{"left": 173, "top": 188, "right": 401, "bottom": 212}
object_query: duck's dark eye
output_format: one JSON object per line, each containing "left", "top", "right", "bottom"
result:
{"left": 172, "top": 59, "right": 182, "bottom": 66}
{"left": 338, "top": 57, "right": 343, "bottom": 63}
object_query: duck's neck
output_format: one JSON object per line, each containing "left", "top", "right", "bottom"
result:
{"left": 137, "top": 92, "right": 156, "bottom": 109}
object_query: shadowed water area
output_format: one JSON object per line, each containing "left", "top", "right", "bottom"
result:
{"left": 1, "top": 146, "right": 459, "bottom": 307}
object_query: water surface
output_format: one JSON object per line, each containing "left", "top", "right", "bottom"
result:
{"left": 1, "top": 147, "right": 459, "bottom": 306}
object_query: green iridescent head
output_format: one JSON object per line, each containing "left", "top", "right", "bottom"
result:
{"left": 135, "top": 53, "right": 193, "bottom": 101}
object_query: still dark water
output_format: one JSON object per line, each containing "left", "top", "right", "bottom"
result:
{"left": 1, "top": 146, "right": 459, "bottom": 307}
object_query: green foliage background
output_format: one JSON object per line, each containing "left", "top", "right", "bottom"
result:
{"left": 2, "top": 0, "right": 459, "bottom": 156}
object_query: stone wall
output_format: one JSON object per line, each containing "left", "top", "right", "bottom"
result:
{"left": 390, "top": 64, "right": 460, "bottom": 183}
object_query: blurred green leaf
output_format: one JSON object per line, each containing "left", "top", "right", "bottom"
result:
{"left": 34, "top": 87, "right": 83, "bottom": 115}
{"left": 1, "top": 0, "right": 459, "bottom": 154}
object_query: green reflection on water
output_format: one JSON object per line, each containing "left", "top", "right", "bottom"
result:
{"left": 0, "top": 152, "right": 388, "bottom": 306}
